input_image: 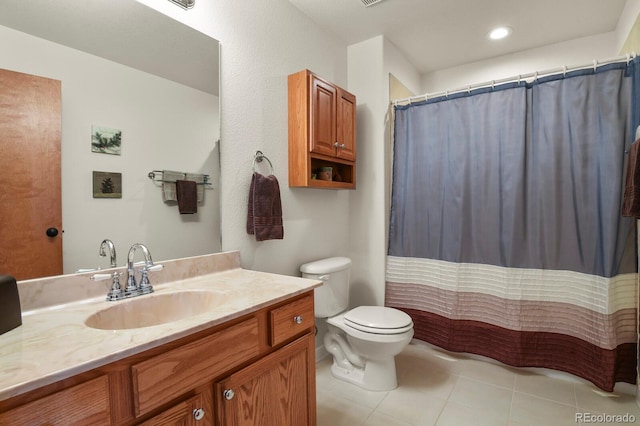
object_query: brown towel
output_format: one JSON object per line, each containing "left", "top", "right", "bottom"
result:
{"left": 622, "top": 139, "right": 640, "bottom": 217}
{"left": 176, "top": 180, "right": 198, "bottom": 214}
{"left": 247, "top": 172, "right": 284, "bottom": 241}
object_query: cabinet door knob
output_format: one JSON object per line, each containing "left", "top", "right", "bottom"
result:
{"left": 293, "top": 315, "right": 303, "bottom": 324}
{"left": 193, "top": 408, "right": 205, "bottom": 421}
{"left": 223, "top": 389, "right": 235, "bottom": 400}
{"left": 333, "top": 142, "right": 339, "bottom": 147}
{"left": 340, "top": 143, "right": 346, "bottom": 149}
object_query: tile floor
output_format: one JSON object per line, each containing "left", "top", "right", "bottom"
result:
{"left": 316, "top": 343, "right": 640, "bottom": 426}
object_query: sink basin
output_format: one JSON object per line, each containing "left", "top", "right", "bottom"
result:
{"left": 85, "top": 290, "right": 225, "bottom": 330}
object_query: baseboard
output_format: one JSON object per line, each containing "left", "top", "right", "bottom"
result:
{"left": 316, "top": 345, "right": 328, "bottom": 362}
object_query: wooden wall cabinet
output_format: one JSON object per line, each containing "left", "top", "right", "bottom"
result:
{"left": 0, "top": 292, "right": 316, "bottom": 426}
{"left": 288, "top": 69, "right": 357, "bottom": 189}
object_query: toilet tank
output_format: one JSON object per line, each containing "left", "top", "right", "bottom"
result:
{"left": 300, "top": 257, "right": 351, "bottom": 318}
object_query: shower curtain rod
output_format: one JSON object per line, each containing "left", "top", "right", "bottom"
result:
{"left": 393, "top": 52, "right": 637, "bottom": 105}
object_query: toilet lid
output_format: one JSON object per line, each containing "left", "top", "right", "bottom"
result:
{"left": 344, "top": 306, "right": 413, "bottom": 334}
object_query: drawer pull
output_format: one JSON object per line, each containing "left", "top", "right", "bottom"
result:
{"left": 193, "top": 408, "right": 205, "bottom": 421}
{"left": 293, "top": 315, "right": 303, "bottom": 324}
{"left": 223, "top": 389, "right": 235, "bottom": 400}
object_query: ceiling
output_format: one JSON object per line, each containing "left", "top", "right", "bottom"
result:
{"left": 0, "top": 0, "right": 219, "bottom": 95}
{"left": 288, "top": 0, "right": 628, "bottom": 74}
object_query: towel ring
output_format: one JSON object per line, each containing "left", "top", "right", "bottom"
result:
{"left": 253, "top": 150, "right": 274, "bottom": 174}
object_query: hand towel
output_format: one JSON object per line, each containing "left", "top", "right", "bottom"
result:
{"left": 622, "top": 139, "right": 640, "bottom": 217}
{"left": 161, "top": 170, "right": 185, "bottom": 202}
{"left": 186, "top": 173, "right": 205, "bottom": 203}
{"left": 176, "top": 179, "right": 198, "bottom": 214}
{"left": 247, "top": 172, "right": 284, "bottom": 241}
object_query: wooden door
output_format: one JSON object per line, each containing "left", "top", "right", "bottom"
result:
{"left": 0, "top": 68, "right": 62, "bottom": 280}
{"left": 215, "top": 335, "right": 315, "bottom": 426}
{"left": 309, "top": 74, "right": 337, "bottom": 157}
{"left": 336, "top": 88, "right": 356, "bottom": 161}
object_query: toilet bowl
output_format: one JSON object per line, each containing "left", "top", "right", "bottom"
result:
{"left": 301, "top": 257, "right": 414, "bottom": 391}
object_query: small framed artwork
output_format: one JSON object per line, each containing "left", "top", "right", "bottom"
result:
{"left": 93, "top": 171, "right": 122, "bottom": 198}
{"left": 91, "top": 125, "right": 122, "bottom": 155}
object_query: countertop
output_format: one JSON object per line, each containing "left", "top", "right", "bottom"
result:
{"left": 0, "top": 252, "right": 321, "bottom": 402}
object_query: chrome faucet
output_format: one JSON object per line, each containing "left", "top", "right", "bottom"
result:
{"left": 97, "top": 239, "right": 125, "bottom": 301}
{"left": 99, "top": 239, "right": 117, "bottom": 268}
{"left": 125, "top": 243, "right": 155, "bottom": 296}
{"left": 92, "top": 241, "right": 162, "bottom": 301}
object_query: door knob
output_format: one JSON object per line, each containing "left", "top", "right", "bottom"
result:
{"left": 223, "top": 389, "right": 235, "bottom": 400}
{"left": 46, "top": 227, "right": 59, "bottom": 237}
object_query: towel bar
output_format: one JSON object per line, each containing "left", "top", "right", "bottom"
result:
{"left": 148, "top": 170, "right": 211, "bottom": 185}
{"left": 253, "top": 151, "right": 274, "bottom": 174}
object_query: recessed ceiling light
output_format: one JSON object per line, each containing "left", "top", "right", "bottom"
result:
{"left": 487, "top": 26, "right": 512, "bottom": 40}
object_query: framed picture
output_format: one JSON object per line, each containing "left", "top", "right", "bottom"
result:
{"left": 93, "top": 171, "right": 122, "bottom": 198}
{"left": 91, "top": 125, "right": 122, "bottom": 155}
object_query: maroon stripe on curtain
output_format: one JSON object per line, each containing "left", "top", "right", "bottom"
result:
{"left": 400, "top": 308, "right": 636, "bottom": 392}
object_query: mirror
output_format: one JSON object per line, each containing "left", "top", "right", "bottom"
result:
{"left": 0, "top": 0, "right": 221, "bottom": 277}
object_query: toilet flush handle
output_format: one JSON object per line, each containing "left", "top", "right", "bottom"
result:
{"left": 318, "top": 274, "right": 330, "bottom": 281}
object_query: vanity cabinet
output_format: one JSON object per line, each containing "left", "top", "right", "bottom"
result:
{"left": 288, "top": 69, "right": 357, "bottom": 189}
{"left": 0, "top": 291, "right": 316, "bottom": 426}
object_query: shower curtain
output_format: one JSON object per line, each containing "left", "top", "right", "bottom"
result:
{"left": 386, "top": 59, "right": 640, "bottom": 391}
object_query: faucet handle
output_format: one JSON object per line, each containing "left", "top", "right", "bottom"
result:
{"left": 90, "top": 273, "right": 112, "bottom": 281}
{"left": 146, "top": 263, "right": 164, "bottom": 272}
{"left": 138, "top": 269, "right": 153, "bottom": 295}
{"left": 138, "top": 264, "right": 162, "bottom": 295}
{"left": 106, "top": 272, "right": 125, "bottom": 301}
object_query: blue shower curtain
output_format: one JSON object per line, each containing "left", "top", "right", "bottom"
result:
{"left": 386, "top": 59, "right": 640, "bottom": 391}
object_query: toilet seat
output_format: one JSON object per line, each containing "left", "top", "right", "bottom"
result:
{"left": 344, "top": 306, "right": 413, "bottom": 335}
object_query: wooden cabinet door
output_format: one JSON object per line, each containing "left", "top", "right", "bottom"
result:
{"left": 140, "top": 388, "right": 213, "bottom": 426}
{"left": 215, "top": 334, "right": 316, "bottom": 426}
{"left": 336, "top": 88, "right": 356, "bottom": 161}
{"left": 309, "top": 75, "right": 337, "bottom": 157}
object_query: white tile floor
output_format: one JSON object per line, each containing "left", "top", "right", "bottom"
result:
{"left": 316, "top": 343, "right": 640, "bottom": 426}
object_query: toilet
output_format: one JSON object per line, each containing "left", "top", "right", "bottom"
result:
{"left": 301, "top": 257, "right": 414, "bottom": 391}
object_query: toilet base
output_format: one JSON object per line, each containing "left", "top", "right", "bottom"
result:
{"left": 330, "top": 356, "right": 398, "bottom": 391}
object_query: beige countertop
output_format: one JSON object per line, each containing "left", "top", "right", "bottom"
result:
{"left": 0, "top": 251, "right": 320, "bottom": 402}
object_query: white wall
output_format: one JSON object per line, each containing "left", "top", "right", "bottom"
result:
{"left": 345, "top": 37, "right": 422, "bottom": 309}
{"left": 616, "top": 0, "right": 640, "bottom": 52}
{"left": 136, "top": 0, "right": 350, "bottom": 277}
{"left": 421, "top": 32, "right": 619, "bottom": 94}
{"left": 347, "top": 37, "right": 386, "bottom": 308}
{"left": 0, "top": 25, "right": 220, "bottom": 274}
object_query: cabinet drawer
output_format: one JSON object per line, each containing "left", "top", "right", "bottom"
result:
{"left": 132, "top": 317, "right": 260, "bottom": 417}
{"left": 269, "top": 293, "right": 314, "bottom": 346}
{"left": 0, "top": 375, "right": 110, "bottom": 425}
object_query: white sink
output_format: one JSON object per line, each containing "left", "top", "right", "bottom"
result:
{"left": 84, "top": 290, "right": 224, "bottom": 330}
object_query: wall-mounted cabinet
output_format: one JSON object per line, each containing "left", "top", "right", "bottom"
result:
{"left": 288, "top": 69, "right": 356, "bottom": 189}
